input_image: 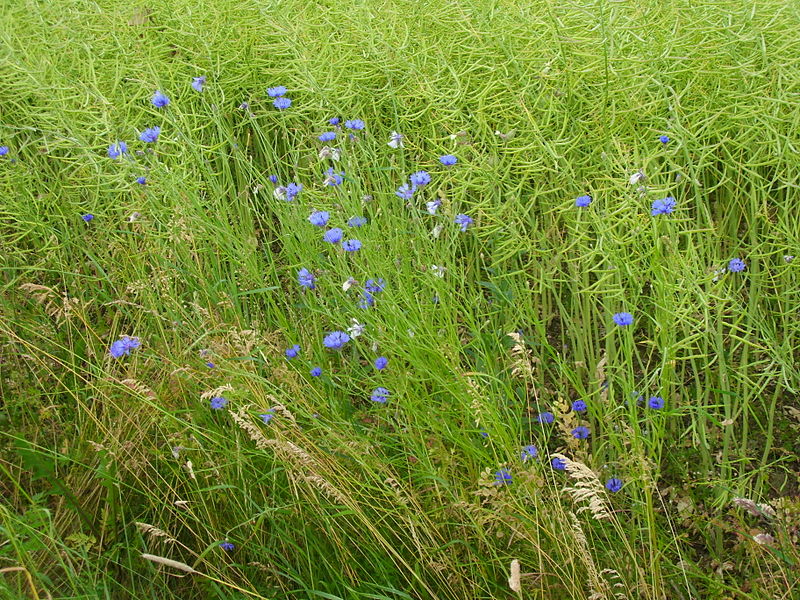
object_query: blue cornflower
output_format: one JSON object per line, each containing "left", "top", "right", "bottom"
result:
{"left": 651, "top": 196, "right": 676, "bottom": 216}
{"left": 571, "top": 426, "right": 590, "bottom": 439}
{"left": 323, "top": 166, "right": 343, "bottom": 186}
{"left": 191, "top": 76, "right": 206, "bottom": 92}
{"left": 344, "top": 119, "right": 365, "bottom": 130}
{"left": 309, "top": 211, "right": 330, "bottom": 227}
{"left": 319, "top": 131, "right": 336, "bottom": 142}
{"left": 551, "top": 457, "right": 567, "bottom": 470}
{"left": 297, "top": 268, "right": 315, "bottom": 289}
{"left": 439, "top": 154, "right": 457, "bottom": 166}
{"left": 323, "top": 228, "right": 344, "bottom": 244}
{"left": 210, "top": 396, "right": 227, "bottom": 410}
{"left": 494, "top": 469, "right": 513, "bottom": 485}
{"left": 479, "top": 430, "right": 489, "bottom": 438}
{"left": 409, "top": 171, "right": 431, "bottom": 186}
{"left": 139, "top": 126, "right": 160, "bottom": 143}
{"left": 329, "top": 117, "right": 340, "bottom": 126}
{"left": 426, "top": 199, "right": 441, "bottom": 215}
{"left": 82, "top": 214, "right": 94, "bottom": 222}
{"left": 537, "top": 411, "right": 554, "bottom": 424}
{"left": 647, "top": 396, "right": 665, "bottom": 410}
{"left": 285, "top": 182, "right": 302, "bottom": 200}
{"left": 625, "top": 390, "right": 644, "bottom": 406}
{"left": 136, "top": 176, "right": 147, "bottom": 185}
{"left": 310, "top": 366, "right": 322, "bottom": 377}
{"left": 109, "top": 336, "right": 140, "bottom": 358}
{"left": 374, "top": 356, "right": 388, "bottom": 370}
{"left": 151, "top": 90, "right": 170, "bottom": 108}
{"left": 605, "top": 478, "right": 623, "bottom": 493}
{"left": 365, "top": 278, "right": 385, "bottom": 294}
{"left": 358, "top": 292, "right": 374, "bottom": 309}
{"left": 342, "top": 239, "right": 362, "bottom": 252}
{"left": 107, "top": 141, "right": 128, "bottom": 159}
{"left": 347, "top": 215, "right": 367, "bottom": 227}
{"left": 259, "top": 411, "right": 274, "bottom": 424}
{"left": 285, "top": 344, "right": 300, "bottom": 359}
{"left": 273, "top": 97, "right": 292, "bottom": 110}
{"left": 268, "top": 174, "right": 278, "bottom": 184}
{"left": 323, "top": 331, "right": 350, "bottom": 349}
{"left": 396, "top": 183, "right": 416, "bottom": 200}
{"left": 728, "top": 258, "right": 746, "bottom": 272}
{"left": 219, "top": 541, "right": 235, "bottom": 551}
{"left": 575, "top": 195, "right": 592, "bottom": 208}
{"left": 0, "top": 146, "right": 9, "bottom": 157}
{"left": 659, "top": 135, "right": 670, "bottom": 144}
{"left": 371, "top": 387, "right": 390, "bottom": 403}
{"left": 521, "top": 445, "right": 538, "bottom": 461}
{"left": 571, "top": 400, "right": 587, "bottom": 413}
{"left": 613, "top": 312, "right": 634, "bottom": 327}
{"left": 454, "top": 214, "right": 473, "bottom": 232}
{"left": 206, "top": 361, "right": 216, "bottom": 368}
{"left": 267, "top": 86, "right": 287, "bottom": 97}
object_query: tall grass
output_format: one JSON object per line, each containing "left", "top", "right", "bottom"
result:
{"left": 1, "top": 0, "right": 798, "bottom": 598}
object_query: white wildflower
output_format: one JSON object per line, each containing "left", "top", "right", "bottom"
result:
{"left": 318, "top": 146, "right": 341, "bottom": 161}
{"left": 347, "top": 319, "right": 365, "bottom": 338}
{"left": 629, "top": 170, "right": 646, "bottom": 185}
{"left": 387, "top": 131, "right": 404, "bottom": 149}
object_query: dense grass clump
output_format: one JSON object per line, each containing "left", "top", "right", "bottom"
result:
{"left": 1, "top": 1, "right": 799, "bottom": 598}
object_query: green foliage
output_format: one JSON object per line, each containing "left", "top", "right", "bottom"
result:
{"left": 1, "top": 0, "right": 798, "bottom": 598}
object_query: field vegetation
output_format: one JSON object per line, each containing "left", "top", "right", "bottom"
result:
{"left": 1, "top": 0, "right": 798, "bottom": 598}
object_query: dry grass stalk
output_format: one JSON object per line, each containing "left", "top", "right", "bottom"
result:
{"left": 385, "top": 477, "right": 409, "bottom": 507}
{"left": 507, "top": 332, "right": 539, "bottom": 379}
{"left": 230, "top": 407, "right": 273, "bottom": 450}
{"left": 271, "top": 403, "right": 296, "bottom": 425}
{"left": 599, "top": 569, "right": 627, "bottom": 599}
{"left": 464, "top": 375, "right": 487, "bottom": 428}
{"left": 230, "top": 407, "right": 314, "bottom": 469}
{"left": 555, "top": 454, "right": 611, "bottom": 521}
{"left": 120, "top": 378, "right": 156, "bottom": 399}
{"left": 135, "top": 522, "right": 176, "bottom": 544}
{"left": 140, "top": 553, "right": 196, "bottom": 574}
{"left": 302, "top": 474, "right": 348, "bottom": 505}
{"left": 200, "top": 384, "right": 234, "bottom": 400}
{"left": 569, "top": 512, "right": 607, "bottom": 600}
{"left": 229, "top": 328, "right": 259, "bottom": 355}
{"left": 231, "top": 408, "right": 346, "bottom": 505}
{"left": 279, "top": 440, "right": 315, "bottom": 468}
{"left": 20, "top": 283, "right": 81, "bottom": 324}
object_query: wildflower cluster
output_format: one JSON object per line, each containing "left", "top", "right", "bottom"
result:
{"left": 83, "top": 82, "right": 741, "bottom": 522}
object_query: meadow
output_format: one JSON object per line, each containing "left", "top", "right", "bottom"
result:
{"left": 1, "top": 0, "right": 799, "bottom": 598}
